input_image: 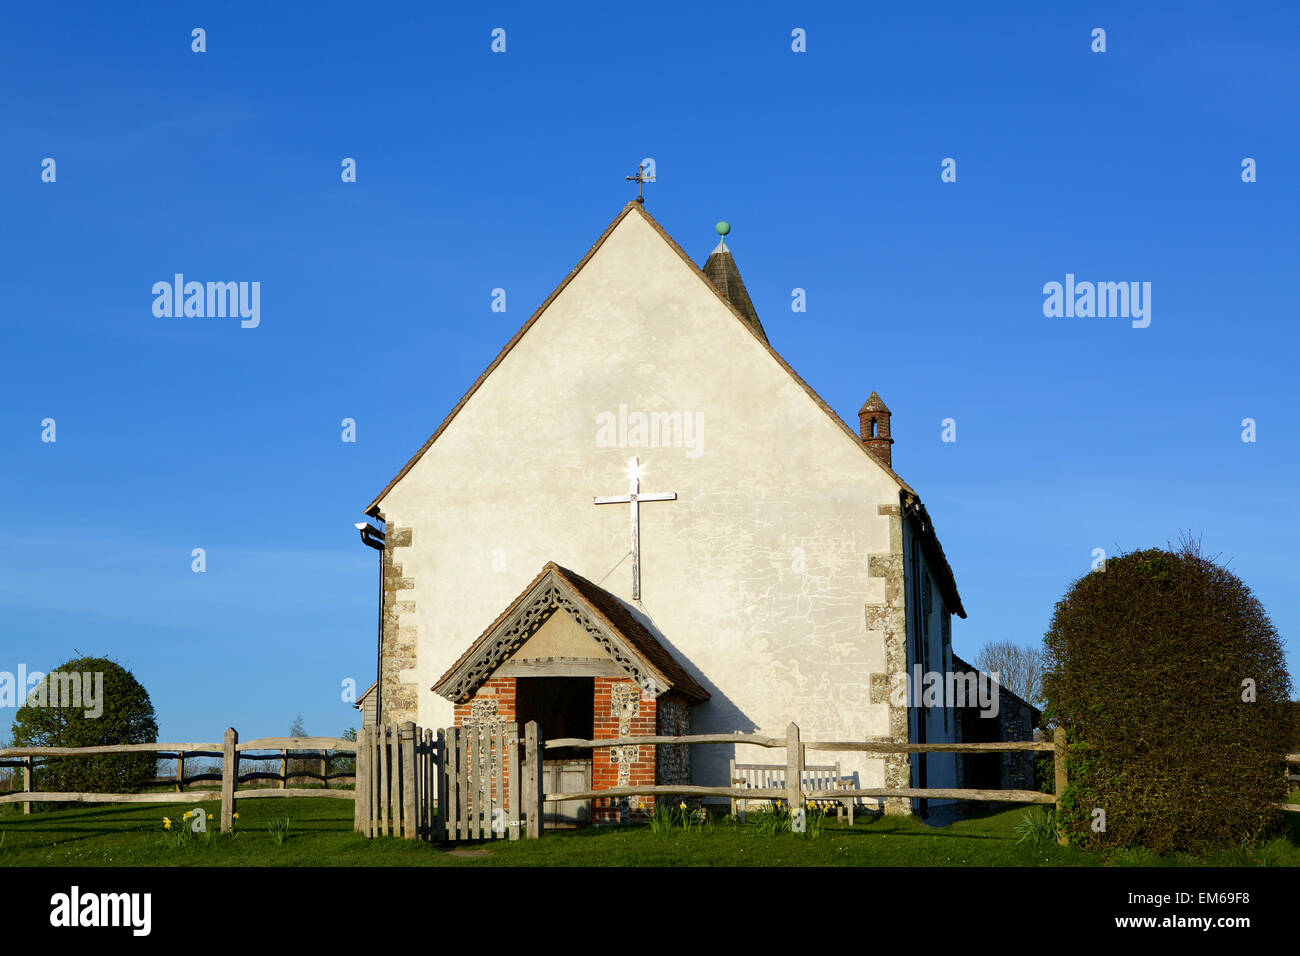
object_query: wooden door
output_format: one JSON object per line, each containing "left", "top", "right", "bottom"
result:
{"left": 542, "top": 759, "right": 591, "bottom": 826}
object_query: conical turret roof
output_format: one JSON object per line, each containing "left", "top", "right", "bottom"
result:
{"left": 701, "top": 238, "right": 767, "bottom": 343}
{"left": 859, "top": 391, "right": 891, "bottom": 415}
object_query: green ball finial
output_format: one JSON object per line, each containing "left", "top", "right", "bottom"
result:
{"left": 715, "top": 220, "right": 731, "bottom": 237}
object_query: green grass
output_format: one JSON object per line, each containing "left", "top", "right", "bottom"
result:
{"left": 0, "top": 797, "right": 1296, "bottom": 866}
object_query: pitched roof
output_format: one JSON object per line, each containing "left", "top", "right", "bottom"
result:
{"left": 432, "top": 561, "right": 710, "bottom": 704}
{"left": 363, "top": 201, "right": 964, "bottom": 618}
{"left": 701, "top": 240, "right": 767, "bottom": 342}
{"left": 364, "top": 201, "right": 921, "bottom": 515}
{"left": 907, "top": 497, "right": 966, "bottom": 619}
{"left": 353, "top": 680, "right": 377, "bottom": 709}
{"left": 951, "top": 654, "right": 1043, "bottom": 723}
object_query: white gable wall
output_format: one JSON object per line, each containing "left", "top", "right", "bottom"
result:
{"left": 377, "top": 210, "right": 912, "bottom": 794}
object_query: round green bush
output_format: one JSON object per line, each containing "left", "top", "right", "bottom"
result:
{"left": 1043, "top": 543, "right": 1294, "bottom": 854}
{"left": 11, "top": 656, "right": 158, "bottom": 796}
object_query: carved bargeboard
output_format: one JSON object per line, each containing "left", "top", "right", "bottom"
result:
{"left": 441, "top": 577, "right": 661, "bottom": 702}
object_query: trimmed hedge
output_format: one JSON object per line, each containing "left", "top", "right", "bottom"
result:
{"left": 1043, "top": 543, "right": 1294, "bottom": 853}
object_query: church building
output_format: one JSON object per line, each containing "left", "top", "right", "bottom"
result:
{"left": 357, "top": 200, "right": 969, "bottom": 818}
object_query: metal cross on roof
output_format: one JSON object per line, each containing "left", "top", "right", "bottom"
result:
{"left": 594, "top": 456, "right": 676, "bottom": 600}
{"left": 625, "top": 162, "right": 654, "bottom": 204}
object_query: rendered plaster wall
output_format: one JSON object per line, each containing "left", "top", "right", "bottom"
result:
{"left": 375, "top": 209, "right": 923, "bottom": 804}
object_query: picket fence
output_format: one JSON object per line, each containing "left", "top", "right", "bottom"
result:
{"left": 354, "top": 721, "right": 536, "bottom": 842}
{"left": 8, "top": 729, "right": 1295, "bottom": 842}
{"left": 352, "top": 720, "right": 1067, "bottom": 843}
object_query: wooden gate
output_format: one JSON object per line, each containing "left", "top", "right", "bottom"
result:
{"left": 355, "top": 722, "right": 442, "bottom": 840}
{"left": 356, "top": 719, "right": 544, "bottom": 842}
{"left": 442, "top": 722, "right": 522, "bottom": 841}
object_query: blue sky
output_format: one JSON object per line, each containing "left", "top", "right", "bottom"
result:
{"left": 2, "top": 2, "right": 1297, "bottom": 741}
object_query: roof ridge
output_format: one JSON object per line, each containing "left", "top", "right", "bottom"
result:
{"left": 365, "top": 202, "right": 919, "bottom": 515}
{"left": 363, "top": 203, "right": 644, "bottom": 514}
{"left": 950, "top": 653, "right": 1042, "bottom": 718}
{"left": 631, "top": 207, "right": 920, "bottom": 497}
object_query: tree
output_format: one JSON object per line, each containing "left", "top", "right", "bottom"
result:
{"left": 974, "top": 641, "right": 1045, "bottom": 707}
{"left": 0, "top": 733, "right": 14, "bottom": 793}
{"left": 11, "top": 656, "right": 158, "bottom": 796}
{"left": 336, "top": 726, "right": 358, "bottom": 776}
{"left": 1043, "top": 540, "right": 1294, "bottom": 853}
{"left": 287, "top": 714, "right": 309, "bottom": 783}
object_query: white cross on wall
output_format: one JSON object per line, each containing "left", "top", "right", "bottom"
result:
{"left": 593, "top": 456, "right": 676, "bottom": 600}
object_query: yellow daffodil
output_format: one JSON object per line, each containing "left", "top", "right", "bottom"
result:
{"left": 163, "top": 818, "right": 171, "bottom": 830}
{"left": 233, "top": 813, "right": 239, "bottom": 819}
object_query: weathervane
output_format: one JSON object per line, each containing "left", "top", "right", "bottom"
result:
{"left": 625, "top": 162, "right": 654, "bottom": 204}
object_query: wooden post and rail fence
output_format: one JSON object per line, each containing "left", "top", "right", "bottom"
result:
{"left": 353, "top": 727, "right": 1300, "bottom": 836}
{"left": 355, "top": 720, "right": 1080, "bottom": 841}
{"left": 5, "top": 727, "right": 1297, "bottom": 838}
{"left": 0, "top": 731, "right": 357, "bottom": 829}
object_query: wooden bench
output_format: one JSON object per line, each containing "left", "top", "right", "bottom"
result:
{"left": 729, "top": 760, "right": 855, "bottom": 825}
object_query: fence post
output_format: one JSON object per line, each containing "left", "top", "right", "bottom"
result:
{"left": 175, "top": 751, "right": 184, "bottom": 793}
{"left": 492, "top": 725, "right": 505, "bottom": 840}
{"left": 422, "top": 729, "right": 432, "bottom": 840}
{"left": 321, "top": 749, "right": 329, "bottom": 790}
{"left": 280, "top": 749, "right": 287, "bottom": 789}
{"left": 367, "top": 726, "right": 377, "bottom": 836}
{"left": 221, "top": 727, "right": 238, "bottom": 833}
{"left": 786, "top": 722, "right": 804, "bottom": 812}
{"left": 1053, "top": 726, "right": 1068, "bottom": 845}
{"left": 435, "top": 727, "right": 446, "bottom": 842}
{"left": 354, "top": 727, "right": 368, "bottom": 834}
{"left": 375, "top": 726, "right": 386, "bottom": 835}
{"left": 368, "top": 725, "right": 380, "bottom": 837}
{"left": 401, "top": 721, "right": 417, "bottom": 839}
{"left": 388, "top": 723, "right": 400, "bottom": 836}
{"left": 22, "top": 755, "right": 32, "bottom": 815}
{"left": 445, "top": 726, "right": 460, "bottom": 841}
{"left": 524, "top": 721, "right": 542, "bottom": 839}
{"left": 507, "top": 722, "right": 520, "bottom": 841}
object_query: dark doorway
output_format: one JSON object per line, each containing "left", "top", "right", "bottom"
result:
{"left": 959, "top": 704, "right": 1001, "bottom": 791}
{"left": 516, "top": 677, "right": 594, "bottom": 760}
{"left": 516, "top": 677, "right": 595, "bottom": 826}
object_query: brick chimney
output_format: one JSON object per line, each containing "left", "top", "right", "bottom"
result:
{"left": 858, "top": 392, "right": 894, "bottom": 468}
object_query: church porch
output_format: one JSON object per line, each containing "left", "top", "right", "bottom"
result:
{"left": 436, "top": 562, "right": 708, "bottom": 826}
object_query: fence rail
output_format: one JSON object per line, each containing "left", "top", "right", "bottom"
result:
{"left": 0, "top": 731, "right": 357, "bottom": 823}
{"left": 8, "top": 732, "right": 1296, "bottom": 837}
{"left": 545, "top": 734, "right": 1055, "bottom": 754}
{"left": 541, "top": 725, "right": 1064, "bottom": 832}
